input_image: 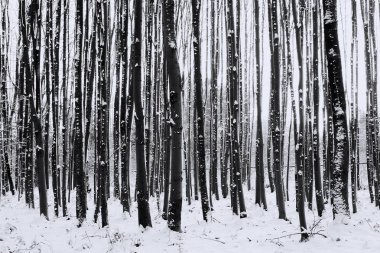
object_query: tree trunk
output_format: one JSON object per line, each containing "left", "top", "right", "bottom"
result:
{"left": 312, "top": 0, "right": 324, "bottom": 217}
{"left": 269, "top": 0, "right": 286, "bottom": 220}
{"left": 226, "top": 0, "right": 246, "bottom": 218}
{"left": 192, "top": 0, "right": 210, "bottom": 222}
{"left": 134, "top": 0, "right": 152, "bottom": 228}
{"left": 19, "top": 0, "right": 48, "bottom": 219}
{"left": 323, "top": 0, "right": 350, "bottom": 219}
{"left": 163, "top": 0, "right": 183, "bottom": 232}
{"left": 74, "top": 0, "right": 87, "bottom": 225}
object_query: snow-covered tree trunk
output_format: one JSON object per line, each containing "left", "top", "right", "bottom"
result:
{"left": 145, "top": 0, "right": 154, "bottom": 196}
{"left": 323, "top": 0, "right": 350, "bottom": 220}
{"left": 350, "top": 0, "right": 358, "bottom": 214}
{"left": 61, "top": 0, "right": 68, "bottom": 217}
{"left": 210, "top": 0, "right": 220, "bottom": 201}
{"left": 133, "top": 0, "right": 152, "bottom": 229}
{"left": 269, "top": 0, "right": 286, "bottom": 221}
{"left": 254, "top": 0, "right": 267, "bottom": 210}
{"left": 163, "top": 0, "right": 183, "bottom": 231}
{"left": 50, "top": 0, "right": 62, "bottom": 217}
{"left": 1, "top": 0, "right": 14, "bottom": 196}
{"left": 226, "top": 0, "right": 246, "bottom": 218}
{"left": 19, "top": 0, "right": 48, "bottom": 220}
{"left": 73, "top": 0, "right": 87, "bottom": 225}
{"left": 113, "top": 0, "right": 121, "bottom": 200}
{"left": 44, "top": 0, "right": 52, "bottom": 190}
{"left": 120, "top": 0, "right": 131, "bottom": 213}
{"left": 312, "top": 0, "right": 324, "bottom": 217}
{"left": 192, "top": 0, "right": 210, "bottom": 222}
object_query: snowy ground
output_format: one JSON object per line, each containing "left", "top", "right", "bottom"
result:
{"left": 1, "top": 185, "right": 380, "bottom": 253}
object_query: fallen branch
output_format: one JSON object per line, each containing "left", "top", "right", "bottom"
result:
{"left": 266, "top": 231, "right": 327, "bottom": 242}
{"left": 199, "top": 237, "right": 226, "bottom": 244}
{"left": 211, "top": 217, "right": 226, "bottom": 225}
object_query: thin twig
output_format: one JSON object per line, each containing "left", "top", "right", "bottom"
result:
{"left": 199, "top": 237, "right": 226, "bottom": 244}
{"left": 267, "top": 231, "right": 327, "bottom": 242}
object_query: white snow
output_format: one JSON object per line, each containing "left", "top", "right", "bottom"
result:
{"left": 1, "top": 187, "right": 380, "bottom": 253}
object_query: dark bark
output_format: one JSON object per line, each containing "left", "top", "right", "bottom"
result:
{"left": 192, "top": 0, "right": 210, "bottom": 222}
{"left": 255, "top": 0, "right": 267, "bottom": 210}
{"left": 0, "top": 2, "right": 14, "bottom": 196}
{"left": 120, "top": 0, "right": 131, "bottom": 213}
{"left": 19, "top": 0, "right": 48, "bottom": 219}
{"left": 163, "top": 0, "right": 183, "bottom": 231}
{"left": 61, "top": 0, "right": 68, "bottom": 217}
{"left": 113, "top": 0, "right": 121, "bottom": 200}
{"left": 145, "top": 0, "right": 154, "bottom": 196}
{"left": 269, "top": 0, "right": 286, "bottom": 220}
{"left": 312, "top": 0, "right": 325, "bottom": 217}
{"left": 134, "top": 0, "right": 152, "bottom": 229}
{"left": 74, "top": 0, "right": 87, "bottom": 225}
{"left": 44, "top": 0, "right": 52, "bottom": 190}
{"left": 290, "top": 0, "right": 308, "bottom": 241}
{"left": 51, "top": 0, "right": 62, "bottom": 217}
{"left": 210, "top": 0, "right": 219, "bottom": 201}
{"left": 350, "top": 0, "right": 358, "bottom": 213}
{"left": 226, "top": 0, "right": 246, "bottom": 218}
{"left": 323, "top": 0, "right": 350, "bottom": 219}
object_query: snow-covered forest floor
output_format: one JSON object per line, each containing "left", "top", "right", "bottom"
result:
{"left": 1, "top": 181, "right": 380, "bottom": 253}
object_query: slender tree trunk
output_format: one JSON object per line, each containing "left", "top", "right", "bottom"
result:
{"left": 350, "top": 0, "right": 358, "bottom": 213}
{"left": 113, "top": 0, "right": 121, "bottom": 200}
{"left": 134, "top": 0, "right": 152, "bottom": 228}
{"left": 226, "top": 0, "right": 246, "bottom": 218}
{"left": 312, "top": 0, "right": 324, "bottom": 217}
{"left": 120, "top": 0, "right": 131, "bottom": 213}
{"left": 50, "top": 0, "right": 62, "bottom": 217}
{"left": 74, "top": 0, "right": 87, "bottom": 225}
{"left": 61, "top": 0, "right": 68, "bottom": 217}
{"left": 145, "top": 0, "right": 154, "bottom": 195}
{"left": 44, "top": 0, "right": 52, "bottom": 190}
{"left": 192, "top": 0, "right": 210, "bottom": 222}
{"left": 269, "top": 0, "right": 286, "bottom": 220}
{"left": 210, "top": 0, "right": 219, "bottom": 201}
{"left": 255, "top": 0, "right": 267, "bottom": 210}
